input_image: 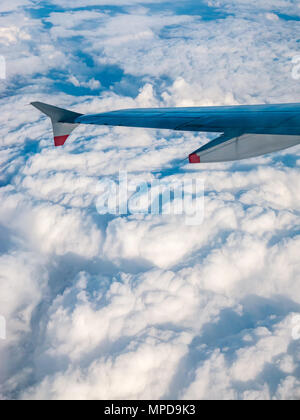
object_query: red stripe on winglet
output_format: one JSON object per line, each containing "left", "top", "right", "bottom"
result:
{"left": 189, "top": 153, "right": 201, "bottom": 164}
{"left": 54, "top": 135, "right": 69, "bottom": 147}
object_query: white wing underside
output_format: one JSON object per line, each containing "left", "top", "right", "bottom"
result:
{"left": 190, "top": 133, "right": 300, "bottom": 163}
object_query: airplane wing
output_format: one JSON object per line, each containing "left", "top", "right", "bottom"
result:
{"left": 31, "top": 102, "right": 300, "bottom": 163}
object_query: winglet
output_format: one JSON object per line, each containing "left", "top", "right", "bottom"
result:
{"left": 31, "top": 102, "right": 83, "bottom": 147}
{"left": 54, "top": 134, "right": 70, "bottom": 147}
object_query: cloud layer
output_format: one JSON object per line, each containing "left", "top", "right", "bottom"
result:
{"left": 0, "top": 0, "right": 300, "bottom": 400}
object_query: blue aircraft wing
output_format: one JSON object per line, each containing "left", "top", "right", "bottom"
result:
{"left": 31, "top": 102, "right": 300, "bottom": 163}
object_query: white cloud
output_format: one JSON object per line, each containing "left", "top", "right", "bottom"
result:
{"left": 0, "top": 0, "right": 32, "bottom": 13}
{"left": 0, "top": 0, "right": 300, "bottom": 401}
{"left": 0, "top": 251, "right": 48, "bottom": 397}
{"left": 265, "top": 12, "right": 280, "bottom": 21}
{"left": 50, "top": 0, "right": 171, "bottom": 7}
{"left": 22, "top": 328, "right": 191, "bottom": 400}
{"left": 182, "top": 315, "right": 300, "bottom": 400}
{"left": 207, "top": 0, "right": 300, "bottom": 15}
{"left": 68, "top": 75, "right": 101, "bottom": 91}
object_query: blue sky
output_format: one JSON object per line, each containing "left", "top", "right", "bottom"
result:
{"left": 0, "top": 0, "right": 300, "bottom": 400}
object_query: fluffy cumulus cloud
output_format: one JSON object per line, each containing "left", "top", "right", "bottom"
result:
{"left": 0, "top": 0, "right": 300, "bottom": 401}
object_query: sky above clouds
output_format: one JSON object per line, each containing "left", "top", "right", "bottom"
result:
{"left": 0, "top": 0, "right": 300, "bottom": 400}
